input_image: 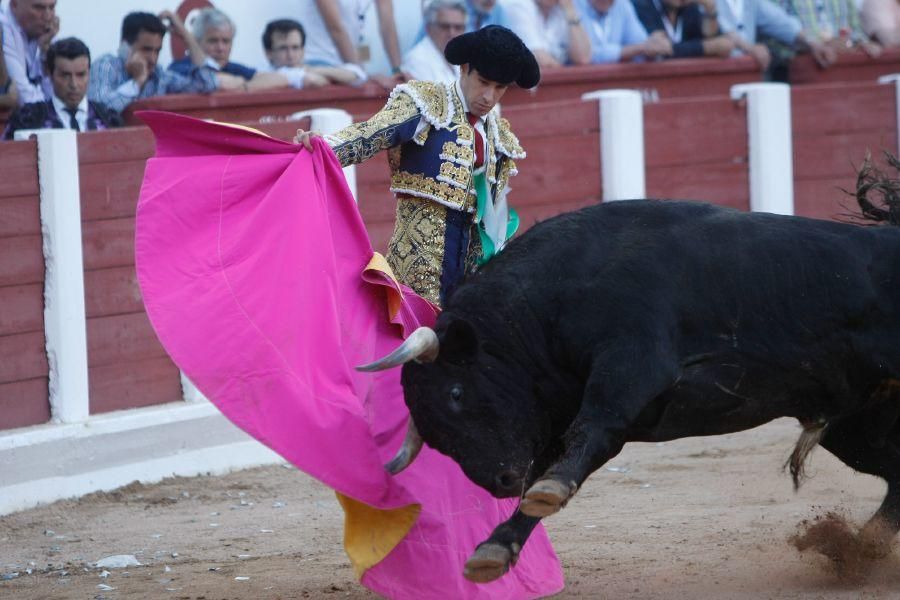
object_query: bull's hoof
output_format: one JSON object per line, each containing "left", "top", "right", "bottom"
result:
{"left": 464, "top": 543, "right": 512, "bottom": 583}
{"left": 520, "top": 479, "right": 577, "bottom": 517}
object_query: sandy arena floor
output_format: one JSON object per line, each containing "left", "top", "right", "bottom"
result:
{"left": 2, "top": 418, "right": 900, "bottom": 599}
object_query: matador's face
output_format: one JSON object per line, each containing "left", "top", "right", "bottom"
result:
{"left": 458, "top": 64, "right": 509, "bottom": 117}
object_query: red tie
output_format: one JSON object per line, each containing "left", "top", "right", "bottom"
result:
{"left": 467, "top": 112, "right": 484, "bottom": 169}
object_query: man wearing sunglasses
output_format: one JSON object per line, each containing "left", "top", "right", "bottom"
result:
{"left": 401, "top": 0, "right": 468, "bottom": 83}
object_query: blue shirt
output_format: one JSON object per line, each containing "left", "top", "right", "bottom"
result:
{"left": 715, "top": 0, "right": 802, "bottom": 45}
{"left": 574, "top": 0, "right": 649, "bottom": 63}
{"left": 169, "top": 56, "right": 257, "bottom": 80}
{"left": 88, "top": 53, "right": 217, "bottom": 113}
{"left": 467, "top": 0, "right": 509, "bottom": 31}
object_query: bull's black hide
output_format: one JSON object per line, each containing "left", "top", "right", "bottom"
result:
{"left": 396, "top": 198, "right": 900, "bottom": 582}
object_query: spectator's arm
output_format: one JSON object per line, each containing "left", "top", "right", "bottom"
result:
{"left": 88, "top": 57, "right": 140, "bottom": 114}
{"left": 561, "top": 0, "right": 592, "bottom": 65}
{"left": 0, "top": 34, "right": 16, "bottom": 108}
{"left": 697, "top": 0, "right": 720, "bottom": 37}
{"left": 315, "top": 0, "right": 359, "bottom": 63}
{"left": 2, "top": 27, "right": 45, "bottom": 104}
{"left": 160, "top": 10, "right": 206, "bottom": 67}
{"left": 862, "top": 0, "right": 900, "bottom": 46}
{"left": 245, "top": 71, "right": 291, "bottom": 91}
{"left": 162, "top": 65, "right": 217, "bottom": 94}
{"left": 754, "top": 0, "right": 801, "bottom": 46}
{"left": 308, "top": 63, "right": 366, "bottom": 85}
{"left": 375, "top": 0, "right": 402, "bottom": 72}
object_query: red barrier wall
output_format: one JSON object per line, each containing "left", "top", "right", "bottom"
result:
{"left": 0, "top": 139, "right": 50, "bottom": 429}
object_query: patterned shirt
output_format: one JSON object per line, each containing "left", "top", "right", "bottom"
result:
{"left": 88, "top": 53, "right": 217, "bottom": 113}
{"left": 0, "top": 5, "right": 52, "bottom": 105}
{"left": 778, "top": 0, "right": 868, "bottom": 42}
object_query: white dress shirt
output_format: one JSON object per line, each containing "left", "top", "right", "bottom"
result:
{"left": 400, "top": 36, "right": 459, "bottom": 85}
{"left": 51, "top": 94, "right": 88, "bottom": 132}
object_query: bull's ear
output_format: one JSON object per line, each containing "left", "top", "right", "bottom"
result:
{"left": 439, "top": 318, "right": 478, "bottom": 364}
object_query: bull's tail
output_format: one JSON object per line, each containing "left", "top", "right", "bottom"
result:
{"left": 852, "top": 151, "right": 900, "bottom": 226}
{"left": 785, "top": 419, "right": 828, "bottom": 491}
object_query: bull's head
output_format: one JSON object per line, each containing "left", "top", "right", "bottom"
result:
{"left": 358, "top": 315, "right": 565, "bottom": 498}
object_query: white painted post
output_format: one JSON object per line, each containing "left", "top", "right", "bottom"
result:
{"left": 877, "top": 74, "right": 900, "bottom": 158}
{"left": 581, "top": 89, "right": 646, "bottom": 201}
{"left": 14, "top": 129, "right": 90, "bottom": 424}
{"left": 730, "top": 83, "right": 794, "bottom": 215}
{"left": 290, "top": 108, "right": 357, "bottom": 200}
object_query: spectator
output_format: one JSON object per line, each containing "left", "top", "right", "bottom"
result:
{"left": 1, "top": 31, "right": 19, "bottom": 109}
{"left": 467, "top": 0, "right": 510, "bottom": 29}
{"left": 715, "top": 0, "right": 837, "bottom": 70}
{"left": 778, "top": 0, "right": 881, "bottom": 57}
{"left": 0, "top": 0, "right": 58, "bottom": 105}
{"left": 170, "top": 8, "right": 291, "bottom": 92}
{"left": 261, "top": 19, "right": 365, "bottom": 89}
{"left": 89, "top": 11, "right": 234, "bottom": 114}
{"left": 861, "top": 0, "right": 900, "bottom": 47}
{"left": 4, "top": 37, "right": 121, "bottom": 139}
{"left": 401, "top": 0, "right": 467, "bottom": 83}
{"left": 575, "top": 0, "right": 674, "bottom": 62}
{"left": 502, "top": 0, "right": 591, "bottom": 66}
{"left": 632, "top": 0, "right": 735, "bottom": 58}
{"left": 297, "top": 0, "right": 403, "bottom": 88}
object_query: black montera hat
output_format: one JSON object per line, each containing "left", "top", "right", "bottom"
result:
{"left": 444, "top": 25, "right": 541, "bottom": 89}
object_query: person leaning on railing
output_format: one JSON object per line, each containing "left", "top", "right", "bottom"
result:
{"left": 0, "top": 30, "right": 19, "bottom": 109}
{"left": 860, "top": 0, "right": 900, "bottom": 48}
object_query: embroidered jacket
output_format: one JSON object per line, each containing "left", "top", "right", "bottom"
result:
{"left": 324, "top": 80, "right": 525, "bottom": 213}
{"left": 3, "top": 98, "right": 123, "bottom": 140}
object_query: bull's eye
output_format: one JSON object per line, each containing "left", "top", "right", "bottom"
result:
{"left": 448, "top": 384, "right": 464, "bottom": 412}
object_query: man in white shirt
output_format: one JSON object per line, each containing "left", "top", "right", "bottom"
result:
{"left": 401, "top": 0, "right": 467, "bottom": 83}
{"left": 0, "top": 0, "right": 58, "bottom": 106}
{"left": 502, "top": 0, "right": 592, "bottom": 66}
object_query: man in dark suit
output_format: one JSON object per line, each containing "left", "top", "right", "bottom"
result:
{"left": 631, "top": 0, "right": 735, "bottom": 57}
{"left": 4, "top": 37, "right": 121, "bottom": 139}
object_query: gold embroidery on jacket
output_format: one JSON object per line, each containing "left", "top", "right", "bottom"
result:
{"left": 386, "top": 199, "right": 447, "bottom": 306}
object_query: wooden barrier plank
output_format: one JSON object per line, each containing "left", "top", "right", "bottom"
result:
{"left": 0, "top": 331, "right": 48, "bottom": 383}
{"left": 794, "top": 178, "right": 861, "bottom": 222}
{"left": 0, "top": 235, "right": 43, "bottom": 287}
{"left": 789, "top": 50, "right": 900, "bottom": 86}
{"left": 89, "top": 356, "right": 182, "bottom": 415}
{"left": 509, "top": 136, "right": 600, "bottom": 206}
{"left": 791, "top": 83, "right": 895, "bottom": 135}
{"left": 0, "top": 195, "right": 40, "bottom": 238}
{"left": 0, "top": 283, "right": 43, "bottom": 336}
{"left": 84, "top": 266, "right": 143, "bottom": 319}
{"left": 0, "top": 378, "right": 50, "bottom": 429}
{"left": 0, "top": 139, "right": 39, "bottom": 198}
{"left": 77, "top": 126, "right": 155, "bottom": 164}
{"left": 86, "top": 311, "right": 168, "bottom": 367}
{"left": 503, "top": 99, "right": 599, "bottom": 138}
{"left": 81, "top": 218, "right": 136, "bottom": 271}
{"left": 793, "top": 132, "right": 896, "bottom": 179}
{"left": 645, "top": 97, "right": 747, "bottom": 167}
{"left": 80, "top": 161, "right": 146, "bottom": 221}
{"left": 647, "top": 162, "right": 749, "bottom": 210}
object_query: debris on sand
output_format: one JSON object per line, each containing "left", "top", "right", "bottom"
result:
{"left": 95, "top": 555, "right": 141, "bottom": 569}
{"left": 790, "top": 512, "right": 883, "bottom": 581}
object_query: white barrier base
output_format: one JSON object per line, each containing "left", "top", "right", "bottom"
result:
{"left": 0, "top": 403, "right": 282, "bottom": 516}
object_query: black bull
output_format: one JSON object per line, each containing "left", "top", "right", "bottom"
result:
{"left": 361, "top": 193, "right": 900, "bottom": 583}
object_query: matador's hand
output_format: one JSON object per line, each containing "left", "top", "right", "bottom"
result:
{"left": 294, "top": 129, "right": 322, "bottom": 151}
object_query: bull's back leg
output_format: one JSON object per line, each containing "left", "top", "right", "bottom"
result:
{"left": 819, "top": 414, "right": 900, "bottom": 556}
{"left": 520, "top": 346, "right": 679, "bottom": 518}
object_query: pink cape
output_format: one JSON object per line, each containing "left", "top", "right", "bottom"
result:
{"left": 134, "top": 111, "right": 564, "bottom": 599}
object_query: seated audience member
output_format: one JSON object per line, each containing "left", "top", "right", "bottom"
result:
{"left": 1, "top": 0, "right": 58, "bottom": 105}
{"left": 297, "top": 0, "right": 402, "bottom": 88}
{"left": 715, "top": 0, "right": 836, "bottom": 69}
{"left": 633, "top": 0, "right": 735, "bottom": 57}
{"left": 502, "top": 0, "right": 592, "bottom": 66}
{"left": 170, "top": 8, "right": 290, "bottom": 91}
{"left": 261, "top": 19, "right": 364, "bottom": 89}
{"left": 575, "top": 0, "right": 674, "bottom": 62}
{"left": 778, "top": 0, "right": 881, "bottom": 56}
{"left": 861, "top": 0, "right": 900, "bottom": 47}
{"left": 4, "top": 37, "right": 121, "bottom": 139}
{"left": 89, "top": 11, "right": 231, "bottom": 114}
{"left": 467, "top": 0, "right": 510, "bottom": 29}
{"left": 401, "top": 0, "right": 467, "bottom": 82}
{"left": 1, "top": 32, "right": 19, "bottom": 108}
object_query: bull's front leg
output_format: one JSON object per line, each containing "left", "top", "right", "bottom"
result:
{"left": 521, "top": 352, "right": 677, "bottom": 518}
{"left": 463, "top": 509, "right": 541, "bottom": 582}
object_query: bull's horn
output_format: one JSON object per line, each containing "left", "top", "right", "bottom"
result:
{"left": 356, "top": 327, "right": 439, "bottom": 372}
{"left": 384, "top": 418, "right": 424, "bottom": 474}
